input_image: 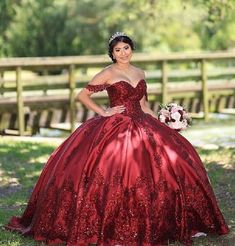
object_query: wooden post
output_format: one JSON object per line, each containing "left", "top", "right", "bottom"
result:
{"left": 69, "top": 65, "right": 76, "bottom": 133}
{"left": 0, "top": 71, "right": 4, "bottom": 95}
{"left": 42, "top": 69, "right": 48, "bottom": 95}
{"left": 201, "top": 59, "right": 209, "bottom": 121}
{"left": 161, "top": 60, "right": 168, "bottom": 105}
{"left": 16, "top": 66, "right": 25, "bottom": 135}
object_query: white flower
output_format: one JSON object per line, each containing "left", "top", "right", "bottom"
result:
{"left": 171, "top": 105, "right": 183, "bottom": 113}
{"left": 158, "top": 102, "right": 191, "bottom": 131}
{"left": 159, "top": 115, "right": 166, "bottom": 123}
{"left": 159, "top": 109, "right": 170, "bottom": 117}
{"left": 168, "top": 121, "right": 182, "bottom": 129}
{"left": 170, "top": 112, "right": 181, "bottom": 121}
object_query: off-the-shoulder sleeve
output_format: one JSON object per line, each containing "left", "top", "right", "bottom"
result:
{"left": 85, "top": 83, "right": 109, "bottom": 93}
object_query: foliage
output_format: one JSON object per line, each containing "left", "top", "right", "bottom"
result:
{"left": 3, "top": 0, "right": 70, "bottom": 56}
{"left": 0, "top": 0, "right": 22, "bottom": 56}
{"left": 0, "top": 0, "right": 235, "bottom": 57}
{"left": 191, "top": 0, "right": 235, "bottom": 50}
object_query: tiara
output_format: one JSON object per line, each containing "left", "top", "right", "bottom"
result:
{"left": 109, "top": 32, "right": 127, "bottom": 44}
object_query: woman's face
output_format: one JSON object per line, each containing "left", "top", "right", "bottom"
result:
{"left": 112, "top": 42, "right": 132, "bottom": 64}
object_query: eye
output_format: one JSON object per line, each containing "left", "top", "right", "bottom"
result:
{"left": 115, "top": 49, "right": 120, "bottom": 52}
{"left": 124, "top": 46, "right": 130, "bottom": 50}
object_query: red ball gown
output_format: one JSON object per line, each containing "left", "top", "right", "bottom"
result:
{"left": 6, "top": 79, "right": 229, "bottom": 245}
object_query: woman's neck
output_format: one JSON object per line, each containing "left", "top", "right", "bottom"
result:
{"left": 114, "top": 62, "right": 131, "bottom": 70}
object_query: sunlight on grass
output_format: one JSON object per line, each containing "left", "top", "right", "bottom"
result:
{"left": 28, "top": 155, "right": 50, "bottom": 164}
{"left": 25, "top": 170, "right": 42, "bottom": 179}
{"left": 0, "top": 148, "right": 9, "bottom": 153}
{"left": 0, "top": 137, "right": 234, "bottom": 245}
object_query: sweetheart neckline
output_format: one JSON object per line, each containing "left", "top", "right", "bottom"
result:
{"left": 107, "top": 79, "right": 145, "bottom": 89}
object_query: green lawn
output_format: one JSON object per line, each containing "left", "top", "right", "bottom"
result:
{"left": 0, "top": 137, "right": 234, "bottom": 246}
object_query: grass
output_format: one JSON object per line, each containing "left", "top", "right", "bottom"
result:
{"left": 0, "top": 137, "right": 234, "bottom": 246}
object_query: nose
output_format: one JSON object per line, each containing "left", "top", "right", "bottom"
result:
{"left": 120, "top": 48, "right": 126, "bottom": 55}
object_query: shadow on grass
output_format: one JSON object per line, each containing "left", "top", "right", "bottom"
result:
{"left": 0, "top": 140, "right": 234, "bottom": 245}
{"left": 0, "top": 140, "right": 56, "bottom": 207}
{"left": 0, "top": 139, "right": 58, "bottom": 245}
{"left": 196, "top": 148, "right": 235, "bottom": 245}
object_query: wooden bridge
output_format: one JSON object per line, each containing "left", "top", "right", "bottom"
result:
{"left": 0, "top": 51, "right": 235, "bottom": 136}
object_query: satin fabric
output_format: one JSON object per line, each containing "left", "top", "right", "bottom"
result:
{"left": 6, "top": 79, "right": 229, "bottom": 246}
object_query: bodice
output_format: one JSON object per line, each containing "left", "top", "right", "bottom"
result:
{"left": 86, "top": 79, "right": 148, "bottom": 117}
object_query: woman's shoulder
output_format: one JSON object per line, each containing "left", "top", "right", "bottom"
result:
{"left": 89, "top": 66, "right": 112, "bottom": 85}
{"left": 132, "top": 65, "right": 145, "bottom": 77}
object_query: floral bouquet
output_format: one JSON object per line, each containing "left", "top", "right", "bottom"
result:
{"left": 158, "top": 103, "right": 191, "bottom": 131}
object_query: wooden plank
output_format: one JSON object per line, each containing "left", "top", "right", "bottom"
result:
{"left": 1, "top": 75, "right": 235, "bottom": 97}
{"left": 0, "top": 51, "right": 235, "bottom": 135}
{"left": 16, "top": 67, "right": 25, "bottom": 135}
{"left": 0, "top": 71, "right": 4, "bottom": 96}
{"left": 216, "top": 96, "right": 227, "bottom": 112}
{"left": 38, "top": 110, "right": 49, "bottom": 127}
{"left": 45, "top": 110, "right": 53, "bottom": 127}
{"left": 60, "top": 107, "right": 68, "bottom": 123}
{"left": 0, "top": 87, "right": 233, "bottom": 111}
{"left": 9, "top": 113, "right": 17, "bottom": 129}
{"left": 201, "top": 60, "right": 209, "bottom": 121}
{"left": 161, "top": 61, "right": 168, "bottom": 104}
{"left": 227, "top": 95, "right": 235, "bottom": 108}
{"left": 51, "top": 109, "right": 63, "bottom": 125}
{"left": 3, "top": 129, "right": 31, "bottom": 136}
{"left": 1, "top": 51, "right": 235, "bottom": 69}
{"left": 0, "top": 113, "right": 11, "bottom": 132}
{"left": 31, "top": 111, "right": 41, "bottom": 135}
{"left": 69, "top": 65, "right": 76, "bottom": 132}
{"left": 219, "top": 108, "right": 235, "bottom": 114}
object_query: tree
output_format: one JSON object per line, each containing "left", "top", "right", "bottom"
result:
{"left": 188, "top": 0, "right": 235, "bottom": 50}
{"left": 0, "top": 0, "right": 22, "bottom": 56}
{"left": 5, "top": 0, "right": 70, "bottom": 56}
{"left": 1, "top": 0, "right": 235, "bottom": 57}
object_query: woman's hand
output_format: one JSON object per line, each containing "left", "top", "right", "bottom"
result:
{"left": 102, "top": 105, "right": 126, "bottom": 117}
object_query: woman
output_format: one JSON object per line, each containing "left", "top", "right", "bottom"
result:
{"left": 6, "top": 32, "right": 229, "bottom": 246}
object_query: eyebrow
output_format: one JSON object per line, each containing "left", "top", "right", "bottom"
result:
{"left": 114, "top": 45, "right": 129, "bottom": 50}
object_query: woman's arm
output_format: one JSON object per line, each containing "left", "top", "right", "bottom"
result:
{"left": 138, "top": 69, "right": 158, "bottom": 119}
{"left": 140, "top": 96, "right": 158, "bottom": 119}
{"left": 76, "top": 69, "right": 125, "bottom": 117}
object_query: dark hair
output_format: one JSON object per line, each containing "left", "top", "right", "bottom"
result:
{"left": 108, "top": 35, "right": 135, "bottom": 63}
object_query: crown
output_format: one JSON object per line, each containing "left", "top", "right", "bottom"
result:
{"left": 109, "top": 32, "right": 126, "bottom": 44}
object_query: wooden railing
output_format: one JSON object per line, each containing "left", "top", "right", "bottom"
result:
{"left": 0, "top": 51, "right": 235, "bottom": 136}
